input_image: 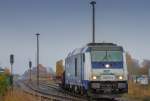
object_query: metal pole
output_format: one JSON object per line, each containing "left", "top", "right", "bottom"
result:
{"left": 36, "top": 33, "right": 40, "bottom": 87}
{"left": 90, "top": 1, "right": 96, "bottom": 43}
{"left": 11, "top": 63, "right": 12, "bottom": 78}
{"left": 10, "top": 54, "right": 14, "bottom": 92}
{"left": 11, "top": 64, "right": 13, "bottom": 91}
{"left": 30, "top": 67, "right": 31, "bottom": 81}
{"left": 29, "top": 61, "right": 32, "bottom": 82}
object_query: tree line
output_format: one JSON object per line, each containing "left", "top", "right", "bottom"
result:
{"left": 126, "top": 53, "right": 150, "bottom": 75}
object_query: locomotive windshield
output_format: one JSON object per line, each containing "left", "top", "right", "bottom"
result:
{"left": 91, "top": 51, "right": 123, "bottom": 62}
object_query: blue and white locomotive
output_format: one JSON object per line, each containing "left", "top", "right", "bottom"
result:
{"left": 63, "top": 43, "right": 128, "bottom": 95}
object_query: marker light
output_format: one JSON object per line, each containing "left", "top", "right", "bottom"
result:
{"left": 119, "top": 76, "right": 123, "bottom": 80}
{"left": 93, "top": 76, "right": 97, "bottom": 80}
{"left": 105, "top": 64, "right": 110, "bottom": 68}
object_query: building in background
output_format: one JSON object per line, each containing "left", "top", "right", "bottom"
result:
{"left": 0, "top": 67, "right": 4, "bottom": 73}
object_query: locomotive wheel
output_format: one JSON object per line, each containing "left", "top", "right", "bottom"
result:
{"left": 80, "top": 87, "right": 84, "bottom": 95}
{"left": 71, "top": 85, "right": 74, "bottom": 92}
{"left": 74, "top": 86, "right": 78, "bottom": 93}
{"left": 69, "top": 85, "right": 72, "bottom": 92}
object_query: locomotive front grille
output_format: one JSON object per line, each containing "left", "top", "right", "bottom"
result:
{"left": 89, "top": 81, "right": 128, "bottom": 94}
{"left": 90, "top": 81, "right": 127, "bottom": 89}
{"left": 91, "top": 83, "right": 100, "bottom": 89}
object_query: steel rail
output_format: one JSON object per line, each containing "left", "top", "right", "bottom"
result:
{"left": 20, "top": 80, "right": 87, "bottom": 101}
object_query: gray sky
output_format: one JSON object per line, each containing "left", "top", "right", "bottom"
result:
{"left": 0, "top": 0, "right": 150, "bottom": 74}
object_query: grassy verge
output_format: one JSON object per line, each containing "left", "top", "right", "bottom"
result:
{"left": 122, "top": 81, "right": 150, "bottom": 101}
{"left": 4, "top": 88, "right": 37, "bottom": 101}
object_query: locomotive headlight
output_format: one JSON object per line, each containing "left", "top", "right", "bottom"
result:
{"left": 92, "top": 76, "right": 97, "bottom": 80}
{"left": 119, "top": 76, "right": 123, "bottom": 80}
{"left": 105, "top": 64, "right": 110, "bottom": 68}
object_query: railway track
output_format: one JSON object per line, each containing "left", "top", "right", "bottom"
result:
{"left": 35, "top": 80, "right": 126, "bottom": 101}
{"left": 18, "top": 80, "right": 127, "bottom": 101}
{"left": 19, "top": 80, "right": 87, "bottom": 101}
{"left": 38, "top": 81, "right": 87, "bottom": 99}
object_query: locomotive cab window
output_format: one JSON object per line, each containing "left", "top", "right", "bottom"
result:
{"left": 91, "top": 50, "right": 123, "bottom": 69}
{"left": 91, "top": 51, "right": 123, "bottom": 62}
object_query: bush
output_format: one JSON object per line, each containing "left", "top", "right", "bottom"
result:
{"left": 0, "top": 74, "right": 9, "bottom": 96}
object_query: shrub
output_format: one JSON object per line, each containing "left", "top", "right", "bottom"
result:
{"left": 0, "top": 74, "right": 9, "bottom": 96}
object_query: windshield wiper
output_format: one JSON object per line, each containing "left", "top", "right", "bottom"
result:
{"left": 102, "top": 51, "right": 108, "bottom": 61}
{"left": 102, "top": 51, "right": 112, "bottom": 61}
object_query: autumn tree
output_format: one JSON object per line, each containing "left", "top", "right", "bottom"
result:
{"left": 4, "top": 67, "right": 10, "bottom": 76}
{"left": 139, "top": 59, "right": 150, "bottom": 75}
{"left": 126, "top": 52, "right": 140, "bottom": 75}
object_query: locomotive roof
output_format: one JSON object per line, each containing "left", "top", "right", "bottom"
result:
{"left": 87, "top": 43, "right": 117, "bottom": 46}
{"left": 67, "top": 43, "right": 122, "bottom": 57}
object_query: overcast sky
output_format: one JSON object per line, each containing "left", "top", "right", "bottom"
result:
{"left": 0, "top": 0, "right": 150, "bottom": 74}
